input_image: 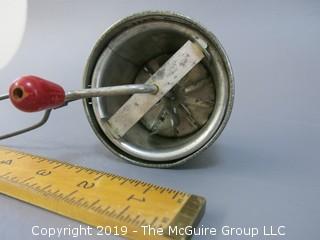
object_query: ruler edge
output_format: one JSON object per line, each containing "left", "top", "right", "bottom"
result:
{"left": 164, "top": 195, "right": 206, "bottom": 240}
{"left": 0, "top": 186, "right": 205, "bottom": 240}
{"left": 0, "top": 146, "right": 207, "bottom": 239}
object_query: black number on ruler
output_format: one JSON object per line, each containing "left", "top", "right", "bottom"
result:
{"left": 127, "top": 194, "right": 146, "bottom": 202}
{"left": 0, "top": 160, "right": 13, "bottom": 165}
{"left": 77, "top": 180, "right": 95, "bottom": 189}
{"left": 36, "top": 169, "right": 52, "bottom": 176}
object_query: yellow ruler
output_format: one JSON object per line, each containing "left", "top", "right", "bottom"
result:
{"left": 0, "top": 147, "right": 205, "bottom": 240}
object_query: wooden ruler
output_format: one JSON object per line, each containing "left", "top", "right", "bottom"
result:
{"left": 0, "top": 147, "right": 205, "bottom": 240}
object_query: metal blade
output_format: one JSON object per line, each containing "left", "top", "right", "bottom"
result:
{"left": 107, "top": 40, "right": 205, "bottom": 139}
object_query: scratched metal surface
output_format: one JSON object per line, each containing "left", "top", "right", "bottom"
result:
{"left": 0, "top": 1, "right": 319, "bottom": 240}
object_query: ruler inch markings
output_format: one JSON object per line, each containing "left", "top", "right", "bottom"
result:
{"left": 0, "top": 147, "right": 205, "bottom": 240}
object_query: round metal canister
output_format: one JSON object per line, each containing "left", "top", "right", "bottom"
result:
{"left": 83, "top": 12, "right": 234, "bottom": 168}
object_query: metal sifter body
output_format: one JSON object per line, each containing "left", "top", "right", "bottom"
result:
{"left": 1, "top": 12, "right": 234, "bottom": 168}
{"left": 83, "top": 12, "right": 234, "bottom": 167}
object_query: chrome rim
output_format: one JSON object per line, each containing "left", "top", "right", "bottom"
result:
{"left": 83, "top": 11, "right": 234, "bottom": 167}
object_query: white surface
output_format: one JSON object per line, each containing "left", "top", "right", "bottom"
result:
{"left": 0, "top": 0, "right": 27, "bottom": 69}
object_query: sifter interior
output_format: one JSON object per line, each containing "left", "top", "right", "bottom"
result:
{"left": 83, "top": 12, "right": 234, "bottom": 168}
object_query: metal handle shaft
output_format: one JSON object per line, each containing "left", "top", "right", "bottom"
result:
{"left": 0, "top": 78, "right": 158, "bottom": 140}
{"left": 65, "top": 84, "right": 158, "bottom": 102}
{"left": 6, "top": 76, "right": 158, "bottom": 112}
{"left": 0, "top": 94, "right": 9, "bottom": 101}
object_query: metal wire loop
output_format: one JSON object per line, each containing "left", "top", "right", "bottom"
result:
{"left": 0, "top": 94, "right": 52, "bottom": 140}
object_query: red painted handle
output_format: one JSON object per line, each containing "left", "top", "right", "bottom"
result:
{"left": 9, "top": 76, "right": 65, "bottom": 112}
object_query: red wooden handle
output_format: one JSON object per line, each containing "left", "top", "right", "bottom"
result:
{"left": 9, "top": 76, "right": 65, "bottom": 112}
